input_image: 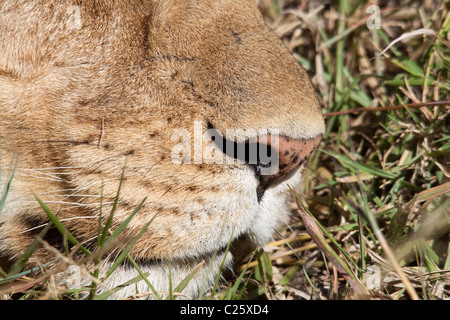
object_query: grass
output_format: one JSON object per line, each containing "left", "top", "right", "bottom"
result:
{"left": 0, "top": 0, "right": 449, "bottom": 300}
{"left": 231, "top": 0, "right": 449, "bottom": 300}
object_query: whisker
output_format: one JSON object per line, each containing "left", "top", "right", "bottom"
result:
{"left": 13, "top": 172, "right": 69, "bottom": 183}
{"left": 21, "top": 200, "right": 115, "bottom": 206}
{"left": 48, "top": 194, "right": 106, "bottom": 198}
{"left": 3, "top": 166, "right": 82, "bottom": 171}
{"left": 20, "top": 216, "right": 99, "bottom": 234}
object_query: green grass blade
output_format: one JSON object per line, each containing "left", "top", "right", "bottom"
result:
{"left": 290, "top": 187, "right": 359, "bottom": 270}
{"left": 0, "top": 262, "right": 55, "bottom": 285}
{"left": 255, "top": 250, "right": 273, "bottom": 283}
{"left": 126, "top": 254, "right": 162, "bottom": 300}
{"left": 98, "top": 163, "right": 127, "bottom": 247}
{"left": 224, "top": 253, "right": 255, "bottom": 300}
{"left": 167, "top": 260, "right": 173, "bottom": 300}
{"left": 328, "top": 151, "right": 397, "bottom": 179}
{"left": 105, "top": 216, "right": 155, "bottom": 278}
{"left": 93, "top": 272, "right": 150, "bottom": 300}
{"left": 34, "top": 194, "right": 92, "bottom": 256}
{"left": 279, "top": 263, "right": 301, "bottom": 286}
{"left": 8, "top": 222, "right": 53, "bottom": 276}
{"left": 208, "top": 224, "right": 236, "bottom": 299}
{"left": 0, "top": 154, "right": 17, "bottom": 215}
{"left": 103, "top": 197, "right": 147, "bottom": 249}
{"left": 171, "top": 260, "right": 205, "bottom": 300}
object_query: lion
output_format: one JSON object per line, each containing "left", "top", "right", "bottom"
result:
{"left": 0, "top": 0, "right": 324, "bottom": 299}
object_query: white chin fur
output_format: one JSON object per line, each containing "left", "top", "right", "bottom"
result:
{"left": 246, "top": 168, "right": 301, "bottom": 246}
{"left": 84, "top": 250, "right": 232, "bottom": 300}
{"left": 72, "top": 169, "right": 299, "bottom": 300}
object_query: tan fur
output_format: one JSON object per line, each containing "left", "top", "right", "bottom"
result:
{"left": 0, "top": 0, "right": 324, "bottom": 298}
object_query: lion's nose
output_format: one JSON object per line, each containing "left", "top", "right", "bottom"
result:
{"left": 253, "top": 134, "right": 322, "bottom": 201}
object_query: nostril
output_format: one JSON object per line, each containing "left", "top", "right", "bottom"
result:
{"left": 205, "top": 124, "right": 322, "bottom": 201}
{"left": 254, "top": 134, "right": 322, "bottom": 201}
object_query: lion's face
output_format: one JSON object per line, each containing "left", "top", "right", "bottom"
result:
{"left": 0, "top": 0, "right": 324, "bottom": 298}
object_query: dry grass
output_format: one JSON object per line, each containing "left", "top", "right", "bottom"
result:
{"left": 225, "top": 0, "right": 449, "bottom": 300}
